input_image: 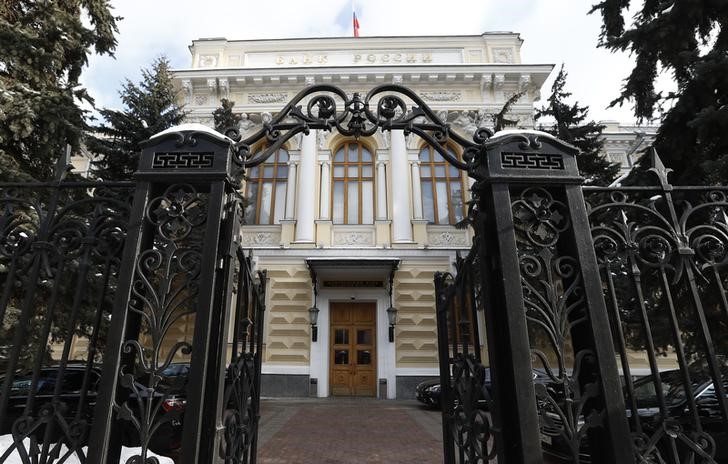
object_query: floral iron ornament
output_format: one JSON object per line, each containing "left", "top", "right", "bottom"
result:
{"left": 222, "top": 84, "right": 493, "bottom": 174}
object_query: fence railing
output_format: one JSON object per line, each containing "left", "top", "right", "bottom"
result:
{"left": 435, "top": 150, "right": 728, "bottom": 463}
{"left": 0, "top": 180, "right": 133, "bottom": 463}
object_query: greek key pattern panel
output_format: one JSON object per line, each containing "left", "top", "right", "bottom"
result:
{"left": 501, "top": 152, "right": 564, "bottom": 170}
{"left": 152, "top": 152, "right": 215, "bottom": 169}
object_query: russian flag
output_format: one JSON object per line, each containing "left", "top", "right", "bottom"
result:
{"left": 353, "top": 11, "right": 360, "bottom": 37}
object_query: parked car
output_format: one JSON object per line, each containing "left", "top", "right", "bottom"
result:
{"left": 541, "top": 365, "right": 728, "bottom": 463}
{"left": 0, "top": 363, "right": 102, "bottom": 442}
{"left": 415, "top": 368, "right": 551, "bottom": 409}
{"left": 0, "top": 362, "right": 189, "bottom": 456}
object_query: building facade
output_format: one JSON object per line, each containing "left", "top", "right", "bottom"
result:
{"left": 170, "top": 33, "right": 654, "bottom": 399}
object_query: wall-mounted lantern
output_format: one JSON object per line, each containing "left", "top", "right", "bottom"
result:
{"left": 308, "top": 305, "right": 320, "bottom": 342}
{"left": 386, "top": 270, "right": 397, "bottom": 342}
{"left": 308, "top": 268, "right": 319, "bottom": 342}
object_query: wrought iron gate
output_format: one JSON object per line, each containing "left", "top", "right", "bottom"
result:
{"left": 0, "top": 128, "right": 266, "bottom": 464}
{"left": 1, "top": 84, "right": 726, "bottom": 463}
{"left": 435, "top": 144, "right": 728, "bottom": 464}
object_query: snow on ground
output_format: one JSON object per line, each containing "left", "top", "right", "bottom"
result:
{"left": 0, "top": 435, "right": 174, "bottom": 464}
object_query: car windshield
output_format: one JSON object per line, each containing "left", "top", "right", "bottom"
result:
{"left": 632, "top": 369, "right": 710, "bottom": 407}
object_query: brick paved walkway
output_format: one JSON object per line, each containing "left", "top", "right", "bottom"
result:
{"left": 257, "top": 398, "right": 443, "bottom": 464}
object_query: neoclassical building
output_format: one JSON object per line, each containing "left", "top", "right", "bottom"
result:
{"left": 170, "top": 33, "right": 552, "bottom": 398}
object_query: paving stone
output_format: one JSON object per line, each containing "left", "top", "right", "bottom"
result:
{"left": 258, "top": 398, "right": 443, "bottom": 464}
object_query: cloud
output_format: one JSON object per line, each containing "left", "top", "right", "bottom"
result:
{"left": 80, "top": 0, "right": 661, "bottom": 124}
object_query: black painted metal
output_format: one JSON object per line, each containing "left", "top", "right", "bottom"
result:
{"left": 0, "top": 178, "right": 133, "bottom": 464}
{"left": 585, "top": 150, "right": 728, "bottom": 464}
{"left": 2, "top": 83, "right": 726, "bottom": 464}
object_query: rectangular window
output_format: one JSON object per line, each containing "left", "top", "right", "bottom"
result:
{"left": 422, "top": 181, "right": 435, "bottom": 223}
{"left": 450, "top": 181, "right": 464, "bottom": 224}
{"left": 361, "top": 181, "right": 373, "bottom": 224}
{"left": 436, "top": 181, "right": 449, "bottom": 224}
{"left": 259, "top": 182, "right": 273, "bottom": 224}
{"left": 347, "top": 181, "right": 359, "bottom": 224}
{"left": 245, "top": 181, "right": 258, "bottom": 224}
{"left": 333, "top": 181, "right": 344, "bottom": 223}
{"left": 274, "top": 183, "right": 287, "bottom": 224}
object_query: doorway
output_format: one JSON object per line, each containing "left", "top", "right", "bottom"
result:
{"left": 329, "top": 302, "right": 377, "bottom": 396}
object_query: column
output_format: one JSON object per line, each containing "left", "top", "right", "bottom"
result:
{"left": 410, "top": 161, "right": 423, "bottom": 219}
{"left": 376, "top": 160, "right": 387, "bottom": 220}
{"left": 390, "top": 130, "right": 413, "bottom": 242}
{"left": 319, "top": 159, "right": 330, "bottom": 219}
{"left": 295, "top": 130, "right": 316, "bottom": 242}
{"left": 284, "top": 161, "right": 298, "bottom": 220}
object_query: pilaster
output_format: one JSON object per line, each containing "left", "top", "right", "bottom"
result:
{"left": 390, "top": 130, "right": 413, "bottom": 243}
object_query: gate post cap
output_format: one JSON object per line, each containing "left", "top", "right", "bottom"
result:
{"left": 143, "top": 123, "right": 235, "bottom": 146}
{"left": 486, "top": 129, "right": 579, "bottom": 155}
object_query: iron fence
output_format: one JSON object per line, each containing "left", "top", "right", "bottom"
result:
{"left": 584, "top": 153, "right": 728, "bottom": 464}
{"left": 0, "top": 180, "right": 133, "bottom": 463}
{"left": 435, "top": 150, "right": 728, "bottom": 463}
{"left": 0, "top": 128, "right": 266, "bottom": 464}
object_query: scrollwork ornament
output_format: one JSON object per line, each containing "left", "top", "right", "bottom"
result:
{"left": 237, "top": 84, "right": 481, "bottom": 171}
{"left": 512, "top": 188, "right": 570, "bottom": 248}
{"left": 146, "top": 184, "right": 207, "bottom": 242}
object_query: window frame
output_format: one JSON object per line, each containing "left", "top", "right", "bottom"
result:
{"left": 331, "top": 141, "right": 376, "bottom": 225}
{"left": 244, "top": 146, "right": 289, "bottom": 225}
{"left": 418, "top": 144, "right": 468, "bottom": 225}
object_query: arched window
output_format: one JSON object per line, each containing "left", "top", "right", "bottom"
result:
{"left": 244, "top": 147, "right": 289, "bottom": 224}
{"left": 419, "top": 146, "right": 466, "bottom": 225}
{"left": 332, "top": 141, "right": 374, "bottom": 224}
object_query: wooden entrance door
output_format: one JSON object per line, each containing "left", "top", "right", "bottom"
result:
{"left": 329, "top": 303, "right": 377, "bottom": 396}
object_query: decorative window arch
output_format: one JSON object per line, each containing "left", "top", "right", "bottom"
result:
{"left": 418, "top": 145, "right": 466, "bottom": 225}
{"left": 244, "top": 146, "right": 289, "bottom": 224}
{"left": 331, "top": 141, "right": 375, "bottom": 225}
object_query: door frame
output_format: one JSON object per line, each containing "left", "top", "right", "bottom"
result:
{"left": 328, "top": 302, "right": 377, "bottom": 397}
{"left": 310, "top": 287, "right": 395, "bottom": 398}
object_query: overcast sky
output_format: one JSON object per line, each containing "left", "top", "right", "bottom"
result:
{"left": 81, "top": 0, "right": 657, "bottom": 125}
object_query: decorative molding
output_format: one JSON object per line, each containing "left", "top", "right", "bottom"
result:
{"left": 206, "top": 78, "right": 217, "bottom": 92}
{"left": 427, "top": 228, "right": 469, "bottom": 247}
{"left": 219, "top": 78, "right": 229, "bottom": 100}
{"left": 198, "top": 54, "right": 218, "bottom": 68}
{"left": 181, "top": 79, "right": 192, "bottom": 105}
{"left": 332, "top": 229, "right": 375, "bottom": 246}
{"left": 239, "top": 113, "right": 257, "bottom": 130}
{"left": 493, "top": 74, "right": 505, "bottom": 89}
{"left": 392, "top": 74, "right": 403, "bottom": 85}
{"left": 304, "top": 76, "right": 316, "bottom": 87}
{"left": 492, "top": 47, "right": 514, "bottom": 64}
{"left": 240, "top": 229, "right": 282, "bottom": 246}
{"left": 248, "top": 93, "right": 289, "bottom": 104}
{"left": 420, "top": 91, "right": 462, "bottom": 102}
{"left": 194, "top": 95, "right": 208, "bottom": 106}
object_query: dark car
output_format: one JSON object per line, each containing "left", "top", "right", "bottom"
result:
{"left": 415, "top": 378, "right": 444, "bottom": 407}
{"left": 0, "top": 363, "right": 102, "bottom": 443}
{"left": 540, "top": 366, "right": 728, "bottom": 463}
{"left": 415, "top": 369, "right": 550, "bottom": 409}
{"left": 0, "top": 363, "right": 188, "bottom": 456}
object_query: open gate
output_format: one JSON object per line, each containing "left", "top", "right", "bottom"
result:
{"left": 1, "top": 84, "right": 727, "bottom": 463}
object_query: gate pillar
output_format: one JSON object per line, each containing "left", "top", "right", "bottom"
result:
{"left": 473, "top": 130, "right": 633, "bottom": 464}
{"left": 88, "top": 124, "right": 244, "bottom": 464}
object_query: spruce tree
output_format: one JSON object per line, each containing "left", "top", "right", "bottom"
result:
{"left": 536, "top": 65, "right": 619, "bottom": 186}
{"left": 591, "top": 0, "right": 728, "bottom": 185}
{"left": 0, "top": 0, "right": 118, "bottom": 181}
{"left": 213, "top": 98, "right": 242, "bottom": 136}
{"left": 87, "top": 57, "right": 185, "bottom": 180}
{"left": 492, "top": 90, "right": 527, "bottom": 132}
